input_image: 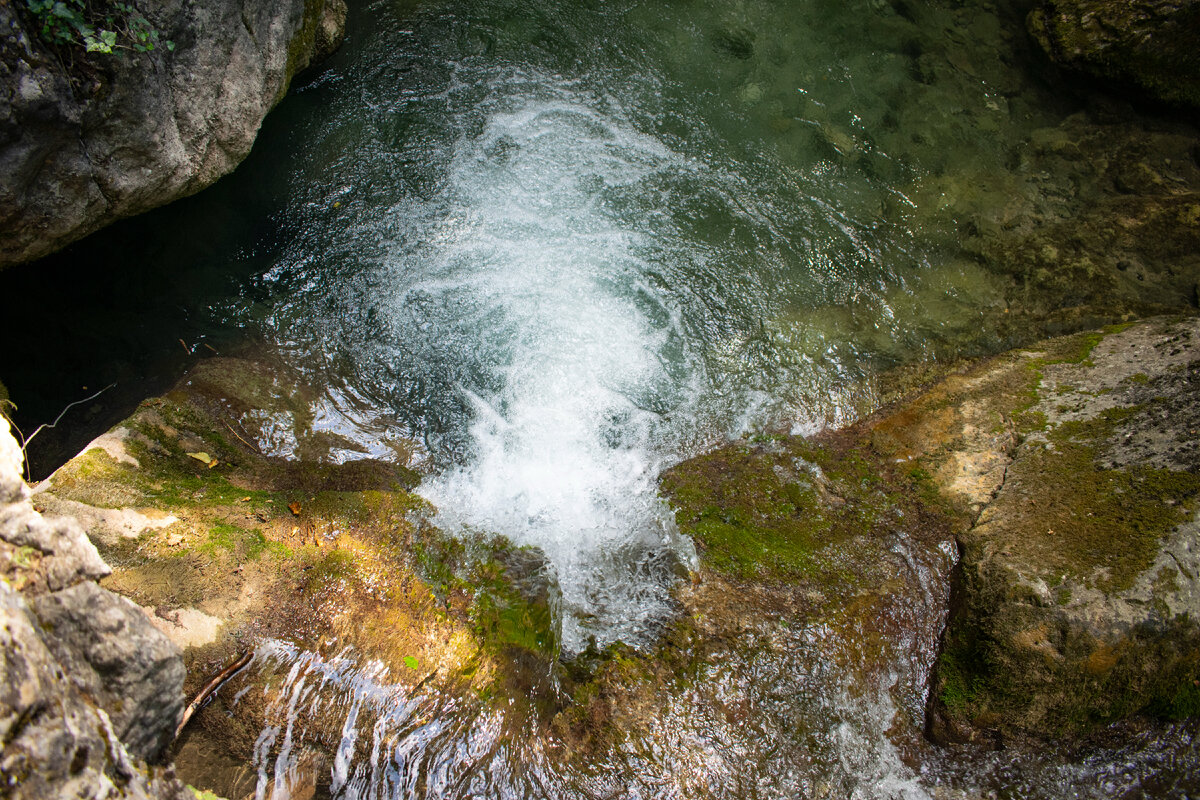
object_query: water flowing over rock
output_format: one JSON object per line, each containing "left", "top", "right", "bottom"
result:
{"left": 0, "top": 0, "right": 347, "bottom": 267}
{"left": 1027, "top": 0, "right": 1200, "bottom": 112}
{"left": 0, "top": 418, "right": 189, "bottom": 797}
{"left": 19, "top": 321, "right": 1200, "bottom": 797}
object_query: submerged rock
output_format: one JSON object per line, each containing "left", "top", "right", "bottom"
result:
{"left": 0, "top": 0, "right": 347, "bottom": 267}
{"left": 1027, "top": 0, "right": 1200, "bottom": 112}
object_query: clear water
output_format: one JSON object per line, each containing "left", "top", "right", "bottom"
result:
{"left": 10, "top": 0, "right": 1198, "bottom": 795}
{"left": 211, "top": 0, "right": 1038, "bottom": 651}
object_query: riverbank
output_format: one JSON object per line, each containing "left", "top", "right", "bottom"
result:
{"left": 9, "top": 315, "right": 1193, "bottom": 798}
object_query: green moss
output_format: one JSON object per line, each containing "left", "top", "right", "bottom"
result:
{"left": 661, "top": 435, "right": 951, "bottom": 584}
{"left": 1013, "top": 408, "right": 1200, "bottom": 591}
{"left": 937, "top": 636, "right": 985, "bottom": 714}
{"left": 471, "top": 577, "right": 557, "bottom": 655}
{"left": 188, "top": 787, "right": 227, "bottom": 800}
{"left": 200, "top": 524, "right": 282, "bottom": 561}
{"left": 660, "top": 442, "right": 832, "bottom": 581}
{"left": 1159, "top": 680, "right": 1200, "bottom": 719}
{"left": 303, "top": 548, "right": 356, "bottom": 591}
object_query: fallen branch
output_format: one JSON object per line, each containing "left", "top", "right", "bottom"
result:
{"left": 222, "top": 420, "right": 262, "bottom": 454}
{"left": 174, "top": 651, "right": 253, "bottom": 741}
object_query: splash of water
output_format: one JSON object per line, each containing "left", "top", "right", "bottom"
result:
{"left": 408, "top": 89, "right": 714, "bottom": 651}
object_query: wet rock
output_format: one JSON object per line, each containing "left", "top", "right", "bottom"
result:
{"left": 28, "top": 356, "right": 565, "bottom": 795}
{"left": 31, "top": 581, "right": 185, "bottom": 761}
{"left": 875, "top": 318, "right": 1200, "bottom": 740}
{"left": 0, "top": 0, "right": 348, "bottom": 267}
{"left": 1027, "top": 0, "right": 1200, "bottom": 112}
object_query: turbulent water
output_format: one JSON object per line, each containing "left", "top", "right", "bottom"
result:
{"left": 227, "top": 0, "right": 1020, "bottom": 652}
{"left": 12, "top": 0, "right": 1200, "bottom": 796}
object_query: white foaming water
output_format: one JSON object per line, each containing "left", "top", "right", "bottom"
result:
{"left": 409, "top": 80, "right": 707, "bottom": 651}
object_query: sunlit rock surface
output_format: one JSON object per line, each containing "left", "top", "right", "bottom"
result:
{"left": 0, "top": 0, "right": 346, "bottom": 267}
{"left": 867, "top": 318, "right": 1200, "bottom": 740}
{"left": 26, "top": 320, "right": 1200, "bottom": 798}
{"left": 0, "top": 418, "right": 189, "bottom": 798}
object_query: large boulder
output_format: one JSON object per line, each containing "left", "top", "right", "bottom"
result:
{"left": 0, "top": 0, "right": 347, "bottom": 267}
{"left": 864, "top": 317, "right": 1200, "bottom": 740}
{"left": 1027, "top": 0, "right": 1200, "bottom": 111}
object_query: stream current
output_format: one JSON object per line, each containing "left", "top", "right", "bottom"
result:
{"left": 6, "top": 0, "right": 1200, "bottom": 796}
{"left": 197, "top": 0, "right": 1019, "bottom": 654}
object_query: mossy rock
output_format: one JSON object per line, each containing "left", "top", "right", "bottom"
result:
{"left": 919, "top": 317, "right": 1200, "bottom": 741}
{"left": 1028, "top": 0, "right": 1200, "bottom": 112}
{"left": 660, "top": 432, "right": 956, "bottom": 588}
{"left": 34, "top": 355, "right": 563, "bottom": 788}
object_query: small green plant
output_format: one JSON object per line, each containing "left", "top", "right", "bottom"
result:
{"left": 24, "top": 0, "right": 173, "bottom": 54}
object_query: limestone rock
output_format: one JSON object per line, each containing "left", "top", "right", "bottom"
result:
{"left": 1, "top": 419, "right": 190, "bottom": 798}
{"left": 31, "top": 581, "right": 185, "bottom": 762}
{"left": 1028, "top": 0, "right": 1200, "bottom": 111}
{"left": 888, "top": 317, "right": 1200, "bottom": 741}
{"left": 0, "top": 583, "right": 192, "bottom": 799}
{"left": 0, "top": 0, "right": 348, "bottom": 267}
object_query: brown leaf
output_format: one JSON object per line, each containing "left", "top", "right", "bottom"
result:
{"left": 288, "top": 502, "right": 301, "bottom": 516}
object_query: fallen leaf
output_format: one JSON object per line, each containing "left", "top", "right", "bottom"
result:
{"left": 207, "top": 459, "right": 219, "bottom": 469}
{"left": 288, "top": 502, "right": 301, "bottom": 516}
{"left": 187, "top": 451, "right": 213, "bottom": 465}
{"left": 403, "top": 656, "right": 419, "bottom": 670}
{"left": 241, "top": 497, "right": 251, "bottom": 502}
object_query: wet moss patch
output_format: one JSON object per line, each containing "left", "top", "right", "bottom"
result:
{"left": 997, "top": 407, "right": 1200, "bottom": 591}
{"left": 660, "top": 433, "right": 952, "bottom": 585}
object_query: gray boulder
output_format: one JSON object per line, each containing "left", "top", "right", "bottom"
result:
{"left": 0, "top": 0, "right": 346, "bottom": 267}
{"left": 1, "top": 418, "right": 189, "bottom": 793}
{"left": 32, "top": 581, "right": 185, "bottom": 762}
{"left": 867, "top": 317, "right": 1200, "bottom": 741}
{"left": 0, "top": 578, "right": 190, "bottom": 799}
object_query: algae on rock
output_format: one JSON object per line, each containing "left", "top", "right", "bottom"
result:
{"left": 1027, "top": 0, "right": 1200, "bottom": 112}
{"left": 31, "top": 354, "right": 566, "bottom": 797}
{"left": 872, "top": 318, "right": 1200, "bottom": 741}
